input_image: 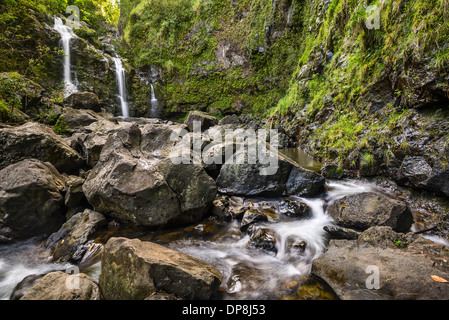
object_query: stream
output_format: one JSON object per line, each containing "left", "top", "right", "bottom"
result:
{"left": 0, "top": 149, "right": 389, "bottom": 300}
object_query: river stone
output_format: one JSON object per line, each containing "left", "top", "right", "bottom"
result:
{"left": 327, "top": 192, "right": 413, "bottom": 232}
{"left": 83, "top": 123, "right": 217, "bottom": 227}
{"left": 45, "top": 209, "right": 106, "bottom": 263}
{"left": 20, "top": 271, "right": 101, "bottom": 300}
{"left": 216, "top": 149, "right": 325, "bottom": 197}
{"left": 63, "top": 92, "right": 101, "bottom": 112}
{"left": 0, "top": 159, "right": 66, "bottom": 241}
{"left": 99, "top": 237, "right": 223, "bottom": 300}
{"left": 0, "top": 122, "right": 84, "bottom": 173}
{"left": 312, "top": 232, "right": 449, "bottom": 300}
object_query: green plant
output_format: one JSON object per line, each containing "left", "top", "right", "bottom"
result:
{"left": 53, "top": 116, "right": 68, "bottom": 135}
{"left": 361, "top": 153, "right": 375, "bottom": 168}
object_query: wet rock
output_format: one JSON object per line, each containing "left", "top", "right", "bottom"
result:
{"left": 210, "top": 196, "right": 233, "bottom": 221}
{"left": 44, "top": 209, "right": 106, "bottom": 263}
{"left": 0, "top": 122, "right": 84, "bottom": 173}
{"left": 312, "top": 234, "right": 449, "bottom": 299}
{"left": 247, "top": 225, "right": 278, "bottom": 253}
{"left": 20, "top": 271, "right": 101, "bottom": 300}
{"left": 278, "top": 197, "right": 312, "bottom": 218}
{"left": 0, "top": 159, "right": 66, "bottom": 241}
{"left": 83, "top": 123, "right": 217, "bottom": 228}
{"left": 184, "top": 111, "right": 218, "bottom": 131}
{"left": 217, "top": 149, "right": 325, "bottom": 197}
{"left": 323, "top": 225, "right": 360, "bottom": 240}
{"left": 10, "top": 274, "right": 46, "bottom": 300}
{"left": 327, "top": 192, "right": 413, "bottom": 232}
{"left": 99, "top": 237, "right": 222, "bottom": 300}
{"left": 63, "top": 92, "right": 101, "bottom": 112}
{"left": 240, "top": 208, "right": 278, "bottom": 232}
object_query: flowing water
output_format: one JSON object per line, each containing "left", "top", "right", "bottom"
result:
{"left": 150, "top": 84, "right": 161, "bottom": 119}
{"left": 54, "top": 17, "right": 77, "bottom": 97}
{"left": 0, "top": 149, "right": 400, "bottom": 300}
{"left": 112, "top": 57, "right": 130, "bottom": 118}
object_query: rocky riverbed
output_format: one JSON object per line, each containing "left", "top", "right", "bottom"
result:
{"left": 1, "top": 103, "right": 449, "bottom": 300}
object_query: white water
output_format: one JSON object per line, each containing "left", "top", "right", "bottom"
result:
{"left": 112, "top": 57, "right": 130, "bottom": 118}
{"left": 168, "top": 180, "right": 374, "bottom": 299}
{"left": 150, "top": 84, "right": 160, "bottom": 118}
{"left": 0, "top": 238, "right": 74, "bottom": 300}
{"left": 54, "top": 17, "right": 77, "bottom": 97}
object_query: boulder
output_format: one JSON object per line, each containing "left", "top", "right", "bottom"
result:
{"left": 312, "top": 228, "right": 449, "bottom": 300}
{"left": 59, "top": 107, "right": 102, "bottom": 133}
{"left": 327, "top": 192, "right": 413, "bottom": 232}
{"left": 63, "top": 175, "right": 87, "bottom": 218}
{"left": 83, "top": 123, "right": 217, "bottom": 227}
{"left": 99, "top": 237, "right": 222, "bottom": 300}
{"left": 184, "top": 111, "right": 218, "bottom": 131}
{"left": 216, "top": 149, "right": 325, "bottom": 197}
{"left": 0, "top": 159, "right": 66, "bottom": 241}
{"left": 0, "top": 122, "right": 84, "bottom": 173}
{"left": 63, "top": 92, "right": 101, "bottom": 112}
{"left": 45, "top": 209, "right": 106, "bottom": 263}
{"left": 20, "top": 271, "right": 101, "bottom": 300}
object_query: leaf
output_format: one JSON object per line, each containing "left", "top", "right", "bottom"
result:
{"left": 431, "top": 275, "right": 449, "bottom": 283}
{"left": 89, "top": 243, "right": 95, "bottom": 252}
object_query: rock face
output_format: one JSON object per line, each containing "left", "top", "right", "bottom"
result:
{"left": 327, "top": 192, "right": 413, "bottom": 232}
{"left": 0, "top": 122, "right": 84, "bottom": 173}
{"left": 63, "top": 92, "right": 101, "bottom": 112}
{"left": 312, "top": 227, "right": 449, "bottom": 300}
{"left": 216, "top": 150, "right": 325, "bottom": 197}
{"left": 83, "top": 122, "right": 217, "bottom": 227}
{"left": 0, "top": 159, "right": 66, "bottom": 242}
{"left": 99, "top": 237, "right": 222, "bottom": 300}
{"left": 45, "top": 209, "right": 106, "bottom": 263}
{"left": 20, "top": 271, "right": 101, "bottom": 300}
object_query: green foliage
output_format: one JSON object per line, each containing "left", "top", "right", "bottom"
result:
{"left": 53, "top": 115, "right": 69, "bottom": 135}
{"left": 0, "top": 72, "right": 28, "bottom": 112}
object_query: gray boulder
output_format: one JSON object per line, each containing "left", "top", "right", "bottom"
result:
{"left": 83, "top": 123, "right": 217, "bottom": 228}
{"left": 0, "top": 159, "right": 66, "bottom": 241}
{"left": 63, "top": 92, "right": 101, "bottom": 112}
{"left": 327, "top": 192, "right": 413, "bottom": 232}
{"left": 216, "top": 150, "right": 325, "bottom": 197}
{"left": 0, "top": 122, "right": 84, "bottom": 173}
{"left": 99, "top": 237, "right": 222, "bottom": 300}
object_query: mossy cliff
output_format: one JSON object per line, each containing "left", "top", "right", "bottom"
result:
{"left": 118, "top": 0, "right": 306, "bottom": 120}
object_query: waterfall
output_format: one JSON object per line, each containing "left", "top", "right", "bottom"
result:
{"left": 150, "top": 84, "right": 160, "bottom": 118}
{"left": 54, "top": 17, "right": 77, "bottom": 97}
{"left": 112, "top": 57, "right": 130, "bottom": 118}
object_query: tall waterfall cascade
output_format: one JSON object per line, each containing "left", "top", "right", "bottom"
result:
{"left": 54, "top": 17, "right": 77, "bottom": 97}
{"left": 112, "top": 57, "right": 130, "bottom": 118}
